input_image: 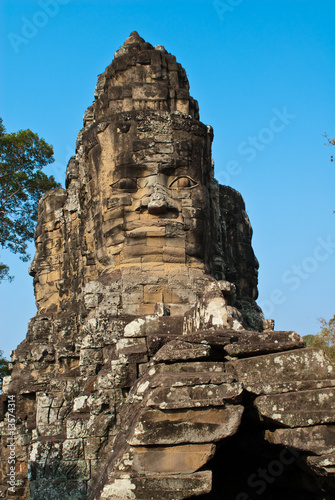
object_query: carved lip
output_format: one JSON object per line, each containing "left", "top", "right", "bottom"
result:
{"left": 126, "top": 227, "right": 171, "bottom": 237}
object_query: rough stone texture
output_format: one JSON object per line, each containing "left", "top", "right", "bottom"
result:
{"left": 1, "top": 31, "right": 335, "bottom": 500}
{"left": 99, "top": 471, "right": 212, "bottom": 500}
{"left": 131, "top": 443, "right": 216, "bottom": 474}
{"left": 255, "top": 388, "right": 335, "bottom": 427}
{"left": 129, "top": 405, "right": 244, "bottom": 445}
{"left": 265, "top": 426, "right": 335, "bottom": 455}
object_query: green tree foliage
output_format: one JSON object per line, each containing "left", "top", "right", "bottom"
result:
{"left": 0, "top": 350, "right": 10, "bottom": 391}
{"left": 303, "top": 316, "right": 335, "bottom": 362}
{"left": 0, "top": 117, "right": 60, "bottom": 281}
{"left": 302, "top": 334, "right": 315, "bottom": 347}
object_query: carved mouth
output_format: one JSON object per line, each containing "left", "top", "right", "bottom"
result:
{"left": 126, "top": 227, "right": 167, "bottom": 238}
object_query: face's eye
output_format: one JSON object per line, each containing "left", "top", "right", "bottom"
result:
{"left": 169, "top": 176, "right": 198, "bottom": 189}
{"left": 111, "top": 178, "right": 137, "bottom": 191}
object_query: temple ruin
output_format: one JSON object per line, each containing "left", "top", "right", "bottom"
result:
{"left": 1, "top": 32, "right": 335, "bottom": 499}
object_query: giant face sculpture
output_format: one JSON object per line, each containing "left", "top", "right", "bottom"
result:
{"left": 28, "top": 32, "right": 259, "bottom": 320}
{"left": 94, "top": 113, "right": 213, "bottom": 270}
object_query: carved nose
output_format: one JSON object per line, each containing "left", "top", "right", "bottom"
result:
{"left": 28, "top": 256, "right": 37, "bottom": 277}
{"left": 147, "top": 187, "right": 178, "bottom": 215}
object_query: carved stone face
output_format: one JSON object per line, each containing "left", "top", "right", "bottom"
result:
{"left": 109, "top": 166, "right": 204, "bottom": 258}
{"left": 27, "top": 33, "right": 261, "bottom": 322}
{"left": 96, "top": 116, "right": 212, "bottom": 268}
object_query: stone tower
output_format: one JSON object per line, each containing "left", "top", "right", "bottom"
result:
{"left": 28, "top": 30, "right": 262, "bottom": 327}
{"left": 1, "top": 33, "right": 335, "bottom": 499}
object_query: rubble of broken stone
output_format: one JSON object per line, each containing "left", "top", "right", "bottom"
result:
{"left": 88, "top": 325, "right": 335, "bottom": 499}
{"left": 2, "top": 308, "right": 335, "bottom": 499}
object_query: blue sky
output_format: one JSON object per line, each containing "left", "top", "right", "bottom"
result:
{"left": 1, "top": 0, "right": 334, "bottom": 359}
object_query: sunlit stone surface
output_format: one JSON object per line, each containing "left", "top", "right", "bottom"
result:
{"left": 1, "top": 33, "right": 335, "bottom": 500}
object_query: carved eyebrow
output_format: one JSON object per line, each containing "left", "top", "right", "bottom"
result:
{"left": 169, "top": 176, "right": 198, "bottom": 189}
{"left": 110, "top": 178, "right": 137, "bottom": 190}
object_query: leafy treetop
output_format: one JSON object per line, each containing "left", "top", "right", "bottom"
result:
{"left": 303, "top": 315, "right": 335, "bottom": 362}
{"left": 0, "top": 350, "right": 10, "bottom": 392}
{"left": 0, "top": 117, "right": 60, "bottom": 281}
